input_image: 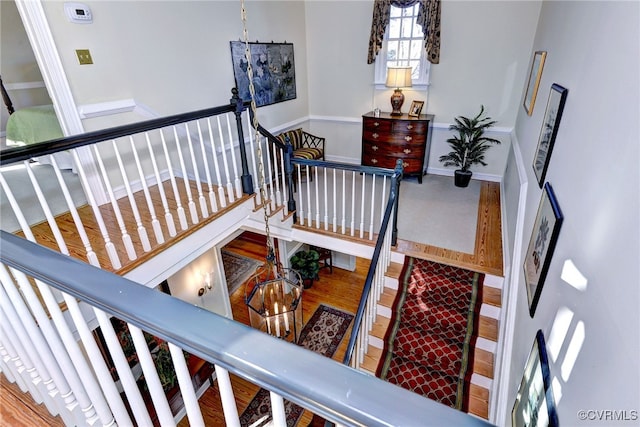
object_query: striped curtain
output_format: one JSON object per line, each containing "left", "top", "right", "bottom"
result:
{"left": 367, "top": 0, "right": 441, "bottom": 65}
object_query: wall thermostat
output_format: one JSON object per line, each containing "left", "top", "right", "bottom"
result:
{"left": 64, "top": 2, "right": 93, "bottom": 24}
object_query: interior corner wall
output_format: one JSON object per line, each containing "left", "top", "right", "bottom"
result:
{"left": 504, "top": 1, "right": 639, "bottom": 425}
{"left": 38, "top": 1, "right": 309, "bottom": 131}
{"left": 304, "top": 1, "right": 540, "bottom": 170}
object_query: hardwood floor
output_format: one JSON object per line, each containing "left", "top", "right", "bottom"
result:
{"left": 1, "top": 177, "right": 503, "bottom": 425}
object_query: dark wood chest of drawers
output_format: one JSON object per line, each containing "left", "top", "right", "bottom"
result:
{"left": 361, "top": 111, "right": 434, "bottom": 183}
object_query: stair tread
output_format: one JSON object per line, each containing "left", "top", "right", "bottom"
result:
{"left": 378, "top": 288, "right": 396, "bottom": 309}
{"left": 385, "top": 262, "right": 404, "bottom": 279}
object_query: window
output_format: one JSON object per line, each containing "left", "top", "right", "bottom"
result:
{"left": 375, "top": 4, "right": 430, "bottom": 88}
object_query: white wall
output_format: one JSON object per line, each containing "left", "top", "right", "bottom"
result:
{"left": 503, "top": 1, "right": 639, "bottom": 425}
{"left": 39, "top": 1, "right": 309, "bottom": 130}
{"left": 304, "top": 0, "right": 540, "bottom": 175}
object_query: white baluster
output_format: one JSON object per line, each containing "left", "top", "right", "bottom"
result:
{"left": 360, "top": 173, "right": 366, "bottom": 239}
{"left": 350, "top": 171, "right": 356, "bottom": 237}
{"left": 128, "top": 325, "right": 174, "bottom": 426}
{"left": 332, "top": 169, "right": 337, "bottom": 233}
{"left": 215, "top": 366, "right": 241, "bottom": 427}
{"left": 145, "top": 132, "right": 176, "bottom": 237}
{"left": 296, "top": 164, "right": 304, "bottom": 225}
{"left": 305, "top": 165, "right": 312, "bottom": 226}
{"left": 225, "top": 113, "right": 243, "bottom": 199}
{"left": 270, "top": 391, "right": 287, "bottom": 427}
{"left": 271, "top": 144, "right": 282, "bottom": 208}
{"left": 92, "top": 145, "right": 138, "bottom": 261}
{"left": 207, "top": 118, "right": 227, "bottom": 208}
{"left": 172, "top": 126, "right": 199, "bottom": 224}
{"left": 0, "top": 284, "right": 72, "bottom": 421}
{"left": 71, "top": 150, "right": 122, "bottom": 269}
{"left": 0, "top": 317, "right": 46, "bottom": 407}
{"left": 216, "top": 116, "right": 235, "bottom": 203}
{"left": 369, "top": 174, "right": 376, "bottom": 240}
{"left": 112, "top": 141, "right": 151, "bottom": 252}
{"left": 5, "top": 260, "right": 121, "bottom": 425}
{"left": 0, "top": 341, "right": 26, "bottom": 391}
{"left": 279, "top": 149, "right": 288, "bottom": 215}
{"left": 160, "top": 128, "right": 188, "bottom": 230}
{"left": 48, "top": 155, "right": 100, "bottom": 267}
{"left": 95, "top": 310, "right": 152, "bottom": 426}
{"left": 314, "top": 167, "right": 320, "bottom": 228}
{"left": 169, "top": 343, "right": 205, "bottom": 426}
{"left": 196, "top": 120, "right": 218, "bottom": 214}
{"left": 244, "top": 112, "right": 260, "bottom": 205}
{"left": 380, "top": 175, "right": 388, "bottom": 227}
{"left": 324, "top": 167, "right": 329, "bottom": 230}
{"left": 129, "top": 135, "right": 164, "bottom": 245}
{"left": 263, "top": 135, "right": 276, "bottom": 212}
{"left": 341, "top": 170, "right": 346, "bottom": 234}
{"left": 184, "top": 123, "right": 209, "bottom": 218}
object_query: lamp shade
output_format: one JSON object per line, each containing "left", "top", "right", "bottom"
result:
{"left": 385, "top": 67, "right": 413, "bottom": 89}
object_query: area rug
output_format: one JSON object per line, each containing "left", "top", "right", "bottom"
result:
{"left": 376, "top": 258, "right": 483, "bottom": 411}
{"left": 397, "top": 175, "right": 481, "bottom": 254}
{"left": 221, "top": 250, "right": 262, "bottom": 294}
{"left": 239, "top": 304, "right": 354, "bottom": 427}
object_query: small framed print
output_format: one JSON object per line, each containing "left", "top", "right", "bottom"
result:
{"left": 408, "top": 100, "right": 424, "bottom": 117}
{"left": 524, "top": 183, "right": 563, "bottom": 317}
{"left": 533, "top": 84, "right": 568, "bottom": 187}
{"left": 523, "top": 51, "right": 547, "bottom": 116}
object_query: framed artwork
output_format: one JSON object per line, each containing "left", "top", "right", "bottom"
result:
{"left": 524, "top": 183, "right": 563, "bottom": 317}
{"left": 533, "top": 84, "right": 568, "bottom": 187}
{"left": 512, "top": 330, "right": 559, "bottom": 427}
{"left": 523, "top": 51, "right": 547, "bottom": 116}
{"left": 230, "top": 41, "right": 296, "bottom": 107}
{"left": 408, "top": 100, "right": 424, "bottom": 117}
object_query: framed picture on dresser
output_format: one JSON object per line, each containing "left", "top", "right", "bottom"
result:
{"left": 408, "top": 100, "right": 424, "bottom": 117}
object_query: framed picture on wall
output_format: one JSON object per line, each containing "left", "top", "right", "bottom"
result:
{"left": 511, "top": 330, "right": 559, "bottom": 427}
{"left": 523, "top": 51, "right": 547, "bottom": 116}
{"left": 230, "top": 41, "right": 296, "bottom": 107}
{"left": 523, "top": 183, "right": 563, "bottom": 317}
{"left": 533, "top": 84, "right": 568, "bottom": 187}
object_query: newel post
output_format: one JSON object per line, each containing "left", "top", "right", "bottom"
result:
{"left": 284, "top": 143, "right": 297, "bottom": 222}
{"left": 231, "top": 88, "right": 254, "bottom": 195}
{"left": 391, "top": 159, "right": 404, "bottom": 246}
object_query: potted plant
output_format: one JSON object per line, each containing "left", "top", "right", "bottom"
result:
{"left": 439, "top": 105, "right": 501, "bottom": 187}
{"left": 289, "top": 249, "right": 320, "bottom": 289}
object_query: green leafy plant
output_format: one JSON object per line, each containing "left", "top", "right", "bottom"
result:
{"left": 289, "top": 249, "right": 320, "bottom": 280}
{"left": 439, "top": 105, "right": 501, "bottom": 172}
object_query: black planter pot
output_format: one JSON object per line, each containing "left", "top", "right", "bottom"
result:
{"left": 454, "top": 169, "right": 473, "bottom": 187}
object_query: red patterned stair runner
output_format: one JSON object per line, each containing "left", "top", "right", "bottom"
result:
{"left": 376, "top": 258, "right": 484, "bottom": 411}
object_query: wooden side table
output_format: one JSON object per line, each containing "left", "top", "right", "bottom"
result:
{"left": 311, "top": 246, "right": 333, "bottom": 274}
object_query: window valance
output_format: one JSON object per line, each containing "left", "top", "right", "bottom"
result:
{"left": 367, "top": 0, "right": 441, "bottom": 65}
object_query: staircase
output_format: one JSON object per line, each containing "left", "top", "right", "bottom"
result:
{"left": 359, "top": 255, "right": 503, "bottom": 420}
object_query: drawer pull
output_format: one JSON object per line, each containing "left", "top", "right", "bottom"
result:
{"left": 372, "top": 145, "right": 379, "bottom": 151}
{"left": 407, "top": 124, "right": 414, "bottom": 130}
{"left": 371, "top": 158, "right": 378, "bottom": 164}
{"left": 403, "top": 161, "right": 409, "bottom": 168}
{"left": 373, "top": 121, "right": 380, "bottom": 127}
{"left": 372, "top": 132, "right": 379, "bottom": 139}
{"left": 405, "top": 135, "right": 413, "bottom": 142}
{"left": 403, "top": 148, "right": 412, "bottom": 154}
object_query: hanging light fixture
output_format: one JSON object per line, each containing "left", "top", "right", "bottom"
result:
{"left": 240, "top": 2, "right": 303, "bottom": 342}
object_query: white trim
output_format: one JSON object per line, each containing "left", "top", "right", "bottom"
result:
{"left": 491, "top": 130, "right": 529, "bottom": 426}
{"left": 324, "top": 154, "right": 359, "bottom": 165}
{"left": 14, "top": 0, "right": 108, "bottom": 205}
{"left": 78, "top": 99, "right": 137, "bottom": 119}
{"left": 3, "top": 81, "right": 46, "bottom": 91}
{"left": 308, "top": 114, "right": 362, "bottom": 124}
{"left": 426, "top": 166, "right": 502, "bottom": 183}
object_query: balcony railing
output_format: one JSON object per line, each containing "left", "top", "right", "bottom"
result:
{"left": 0, "top": 230, "right": 491, "bottom": 426}
{"left": 0, "top": 93, "right": 491, "bottom": 425}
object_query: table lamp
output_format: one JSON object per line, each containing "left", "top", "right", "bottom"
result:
{"left": 385, "top": 67, "right": 413, "bottom": 116}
